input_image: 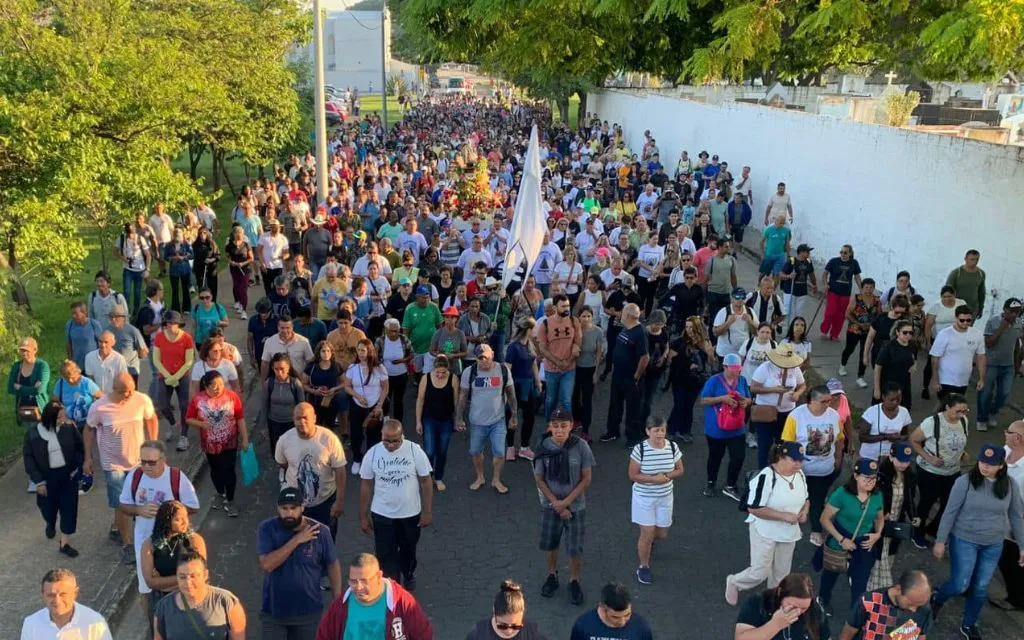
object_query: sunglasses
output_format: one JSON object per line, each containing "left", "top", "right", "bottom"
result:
{"left": 140, "top": 458, "right": 162, "bottom": 467}
{"left": 199, "top": 295, "right": 212, "bottom": 301}
{"left": 495, "top": 623, "right": 524, "bottom": 631}
{"left": 899, "top": 330, "right": 914, "bottom": 335}
{"left": 957, "top": 317, "right": 973, "bottom": 323}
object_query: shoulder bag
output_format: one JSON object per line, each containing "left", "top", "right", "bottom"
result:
{"left": 822, "top": 499, "right": 871, "bottom": 573}
{"left": 750, "top": 367, "right": 787, "bottom": 423}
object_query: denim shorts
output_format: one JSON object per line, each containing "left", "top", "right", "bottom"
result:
{"left": 469, "top": 419, "right": 506, "bottom": 457}
{"left": 105, "top": 469, "right": 128, "bottom": 509}
{"left": 759, "top": 254, "right": 787, "bottom": 276}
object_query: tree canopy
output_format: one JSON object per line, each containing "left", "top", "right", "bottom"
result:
{"left": 0, "top": 0, "right": 310, "bottom": 313}
{"left": 394, "top": 0, "right": 1024, "bottom": 100}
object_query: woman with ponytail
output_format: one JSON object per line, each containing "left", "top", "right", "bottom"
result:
{"left": 465, "top": 579, "right": 548, "bottom": 639}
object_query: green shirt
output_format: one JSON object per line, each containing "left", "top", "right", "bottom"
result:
{"left": 343, "top": 593, "right": 387, "bottom": 640}
{"left": 762, "top": 225, "right": 791, "bottom": 257}
{"left": 945, "top": 266, "right": 986, "bottom": 315}
{"left": 402, "top": 303, "right": 441, "bottom": 353}
{"left": 825, "top": 488, "right": 883, "bottom": 550}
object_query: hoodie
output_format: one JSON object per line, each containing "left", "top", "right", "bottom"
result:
{"left": 315, "top": 578, "right": 433, "bottom": 640}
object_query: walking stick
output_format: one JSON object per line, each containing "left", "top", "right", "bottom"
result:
{"left": 808, "top": 293, "right": 826, "bottom": 333}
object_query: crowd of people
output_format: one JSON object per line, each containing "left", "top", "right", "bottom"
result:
{"left": 12, "top": 92, "right": 1024, "bottom": 640}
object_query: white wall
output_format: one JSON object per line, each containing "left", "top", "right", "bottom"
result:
{"left": 591, "top": 89, "right": 1024, "bottom": 316}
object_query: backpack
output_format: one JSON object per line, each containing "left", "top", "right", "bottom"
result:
{"left": 746, "top": 292, "right": 782, "bottom": 323}
{"left": 739, "top": 467, "right": 777, "bottom": 513}
{"left": 928, "top": 412, "right": 968, "bottom": 457}
{"left": 130, "top": 466, "right": 181, "bottom": 502}
{"left": 741, "top": 336, "right": 777, "bottom": 357}
{"left": 635, "top": 439, "right": 678, "bottom": 462}
{"left": 89, "top": 289, "right": 125, "bottom": 316}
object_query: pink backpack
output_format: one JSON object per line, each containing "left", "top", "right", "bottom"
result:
{"left": 714, "top": 374, "right": 747, "bottom": 432}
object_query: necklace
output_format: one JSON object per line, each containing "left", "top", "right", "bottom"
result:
{"left": 777, "top": 470, "right": 796, "bottom": 490}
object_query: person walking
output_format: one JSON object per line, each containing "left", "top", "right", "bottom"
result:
{"left": 945, "top": 249, "right": 986, "bottom": 317}
{"left": 815, "top": 458, "right": 885, "bottom": 616}
{"left": 152, "top": 310, "right": 196, "bottom": 451}
{"left": 866, "top": 442, "right": 919, "bottom": 591}
{"left": 536, "top": 293, "right": 581, "bottom": 421}
{"left": 780, "top": 386, "right": 843, "bottom": 548}
{"left": 302, "top": 341, "right": 345, "bottom": 433}
{"left": 931, "top": 445, "right": 1024, "bottom": 640}
{"left": 666, "top": 315, "right": 714, "bottom": 443}
{"left": 569, "top": 583, "right": 653, "bottom": 640}
{"left": 153, "top": 551, "right": 246, "bottom": 640}
{"left": 505, "top": 319, "right": 541, "bottom": 459}
{"left": 140, "top": 500, "right": 207, "bottom": 618}
{"left": 23, "top": 400, "right": 84, "bottom": 557}
{"left": 184, "top": 370, "right": 248, "bottom": 517}
{"left": 375, "top": 319, "right": 414, "bottom": 422}
{"left": 839, "top": 278, "right": 880, "bottom": 389}
{"left": 726, "top": 443, "right": 809, "bottom": 607}
{"left": 922, "top": 286, "right": 967, "bottom": 400}
{"left": 872, "top": 319, "right": 918, "bottom": 409}
{"left": 571, "top": 306, "right": 604, "bottom": 441}
{"left": 359, "top": 419, "right": 434, "bottom": 591}
{"left": 700, "top": 353, "right": 752, "bottom": 500}
{"left": 257, "top": 487, "right": 341, "bottom": 640}
{"left": 163, "top": 228, "right": 194, "bottom": 314}
{"left": 857, "top": 383, "right": 912, "bottom": 463}
{"left": 534, "top": 408, "right": 595, "bottom": 606}
{"left": 84, "top": 331, "right": 128, "bottom": 395}
{"left": 225, "top": 225, "right": 254, "bottom": 318}
{"left": 120, "top": 440, "right": 200, "bottom": 621}
{"left": 928, "top": 304, "right": 986, "bottom": 405}
{"left": 9, "top": 336, "right": 50, "bottom": 491}
{"left": 344, "top": 339, "right": 389, "bottom": 474}
{"left": 192, "top": 226, "right": 220, "bottom": 303}
{"left": 264, "top": 352, "right": 306, "bottom": 462}
{"left": 733, "top": 573, "right": 829, "bottom": 640}
{"left": 629, "top": 416, "right": 684, "bottom": 585}
{"left": 835, "top": 570, "right": 933, "bottom": 640}
{"left": 415, "top": 354, "right": 458, "bottom": 492}
{"left": 21, "top": 569, "right": 113, "bottom": 640}
{"left": 909, "top": 392, "right": 969, "bottom": 549}
{"left": 458, "top": 344, "right": 517, "bottom": 494}
{"left": 992, "top": 420, "right": 1024, "bottom": 611}
{"left": 819, "top": 245, "right": 862, "bottom": 341}
{"left": 749, "top": 343, "right": 806, "bottom": 468}
{"left": 601, "top": 303, "right": 648, "bottom": 446}
{"left": 976, "top": 298, "right": 1022, "bottom": 431}
{"left": 464, "top": 580, "right": 548, "bottom": 640}
{"left": 275, "top": 403, "right": 347, "bottom": 537}
{"left": 314, "top": 553, "right": 433, "bottom": 640}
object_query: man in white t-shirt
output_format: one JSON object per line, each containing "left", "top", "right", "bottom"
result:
{"left": 260, "top": 316, "right": 315, "bottom": 383}
{"left": 530, "top": 233, "right": 563, "bottom": 297}
{"left": 148, "top": 203, "right": 174, "bottom": 277}
{"left": 358, "top": 419, "right": 433, "bottom": 589}
{"left": 635, "top": 183, "right": 658, "bottom": 221}
{"left": 457, "top": 236, "right": 493, "bottom": 284}
{"left": 763, "top": 182, "right": 793, "bottom": 225}
{"left": 119, "top": 440, "right": 199, "bottom": 614}
{"left": 395, "top": 219, "right": 429, "bottom": 265}
{"left": 928, "top": 304, "right": 986, "bottom": 400}
{"left": 257, "top": 220, "right": 291, "bottom": 297}
{"left": 352, "top": 242, "right": 394, "bottom": 279}
{"left": 275, "top": 403, "right": 347, "bottom": 537}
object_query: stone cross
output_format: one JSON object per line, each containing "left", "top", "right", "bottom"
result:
{"left": 885, "top": 70, "right": 898, "bottom": 86}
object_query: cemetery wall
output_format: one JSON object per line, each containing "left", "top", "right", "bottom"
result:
{"left": 590, "top": 89, "right": 1024, "bottom": 316}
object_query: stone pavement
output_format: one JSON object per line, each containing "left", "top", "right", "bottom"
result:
{"left": 4, "top": 249, "right": 1023, "bottom": 638}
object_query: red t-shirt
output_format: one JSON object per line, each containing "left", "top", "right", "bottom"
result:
{"left": 153, "top": 331, "right": 195, "bottom": 378}
{"left": 185, "top": 390, "right": 243, "bottom": 454}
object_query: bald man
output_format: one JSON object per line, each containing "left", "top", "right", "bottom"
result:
{"left": 601, "top": 303, "right": 649, "bottom": 446}
{"left": 84, "top": 372, "right": 158, "bottom": 552}
{"left": 84, "top": 330, "right": 128, "bottom": 394}
{"left": 275, "top": 402, "right": 347, "bottom": 537}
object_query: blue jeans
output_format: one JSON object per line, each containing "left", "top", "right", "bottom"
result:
{"left": 488, "top": 331, "right": 506, "bottom": 363}
{"left": 544, "top": 369, "right": 575, "bottom": 420}
{"left": 935, "top": 535, "right": 1003, "bottom": 626}
{"left": 421, "top": 417, "right": 452, "bottom": 481}
{"left": 122, "top": 268, "right": 144, "bottom": 315}
{"left": 977, "top": 364, "right": 1014, "bottom": 423}
{"left": 819, "top": 545, "right": 876, "bottom": 610}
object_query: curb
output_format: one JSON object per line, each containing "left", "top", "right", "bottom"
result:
{"left": 99, "top": 446, "right": 209, "bottom": 631}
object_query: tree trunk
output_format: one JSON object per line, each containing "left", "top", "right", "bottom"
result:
{"left": 96, "top": 221, "right": 109, "bottom": 274}
{"left": 576, "top": 92, "right": 588, "bottom": 128}
{"left": 211, "top": 144, "right": 221, "bottom": 191}
{"left": 188, "top": 141, "right": 206, "bottom": 181}
{"left": 557, "top": 99, "right": 569, "bottom": 126}
{"left": 220, "top": 156, "right": 237, "bottom": 198}
{"left": 6, "top": 238, "right": 31, "bottom": 309}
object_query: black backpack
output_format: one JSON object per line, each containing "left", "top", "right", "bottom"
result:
{"left": 634, "top": 439, "right": 679, "bottom": 462}
{"left": 928, "top": 412, "right": 968, "bottom": 457}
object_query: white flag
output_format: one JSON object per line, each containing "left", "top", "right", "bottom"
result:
{"left": 502, "top": 124, "right": 546, "bottom": 291}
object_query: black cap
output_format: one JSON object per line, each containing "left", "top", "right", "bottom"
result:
{"left": 796, "top": 243, "right": 813, "bottom": 254}
{"left": 278, "top": 486, "right": 303, "bottom": 506}
{"left": 549, "top": 407, "right": 574, "bottom": 423}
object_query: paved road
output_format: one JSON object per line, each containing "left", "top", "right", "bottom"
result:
{"left": 113, "top": 249, "right": 1024, "bottom": 639}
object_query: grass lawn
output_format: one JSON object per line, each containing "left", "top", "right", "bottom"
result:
{"left": 0, "top": 155, "right": 253, "bottom": 471}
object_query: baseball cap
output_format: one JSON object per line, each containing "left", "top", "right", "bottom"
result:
{"left": 777, "top": 441, "right": 807, "bottom": 462}
{"left": 825, "top": 377, "right": 844, "bottom": 394}
{"left": 398, "top": 277, "right": 412, "bottom": 286}
{"left": 854, "top": 458, "right": 880, "bottom": 477}
{"left": 278, "top": 487, "right": 303, "bottom": 506}
{"left": 796, "top": 243, "right": 813, "bottom": 254}
{"left": 978, "top": 444, "right": 1007, "bottom": 466}
{"left": 722, "top": 353, "right": 742, "bottom": 369}
{"left": 442, "top": 306, "right": 460, "bottom": 317}
{"left": 1004, "top": 298, "right": 1022, "bottom": 311}
{"left": 731, "top": 287, "right": 747, "bottom": 299}
{"left": 891, "top": 441, "right": 914, "bottom": 463}
{"left": 415, "top": 285, "right": 431, "bottom": 296}
{"left": 549, "top": 406, "right": 574, "bottom": 423}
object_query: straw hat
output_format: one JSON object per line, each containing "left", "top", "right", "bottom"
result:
{"left": 766, "top": 343, "right": 805, "bottom": 369}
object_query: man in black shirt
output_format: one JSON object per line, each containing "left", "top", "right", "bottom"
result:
{"left": 601, "top": 303, "right": 649, "bottom": 446}
{"left": 779, "top": 244, "right": 818, "bottom": 323}
{"left": 601, "top": 278, "right": 642, "bottom": 379}
{"left": 838, "top": 570, "right": 932, "bottom": 640}
{"left": 662, "top": 267, "right": 705, "bottom": 333}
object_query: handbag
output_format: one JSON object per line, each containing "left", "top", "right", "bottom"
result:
{"left": 17, "top": 405, "right": 41, "bottom": 424}
{"left": 823, "top": 499, "right": 872, "bottom": 573}
{"left": 883, "top": 521, "right": 913, "bottom": 541}
{"left": 240, "top": 444, "right": 260, "bottom": 487}
{"left": 750, "top": 368, "right": 788, "bottom": 423}
{"left": 713, "top": 375, "right": 747, "bottom": 432}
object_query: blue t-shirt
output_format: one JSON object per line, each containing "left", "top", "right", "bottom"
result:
{"left": 247, "top": 315, "right": 278, "bottom": 362}
{"left": 256, "top": 517, "right": 337, "bottom": 619}
{"left": 700, "top": 373, "right": 751, "bottom": 439}
{"left": 344, "top": 592, "right": 387, "bottom": 640}
{"left": 295, "top": 318, "right": 328, "bottom": 348}
{"left": 762, "top": 225, "right": 791, "bottom": 257}
{"left": 611, "top": 324, "right": 649, "bottom": 385}
{"left": 65, "top": 319, "right": 103, "bottom": 370}
{"left": 505, "top": 340, "right": 536, "bottom": 381}
{"left": 192, "top": 303, "right": 227, "bottom": 345}
{"left": 53, "top": 376, "right": 100, "bottom": 424}
{"left": 570, "top": 609, "right": 653, "bottom": 640}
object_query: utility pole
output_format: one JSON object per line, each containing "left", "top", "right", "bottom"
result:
{"left": 381, "top": 1, "right": 388, "bottom": 145}
{"left": 312, "top": 0, "right": 329, "bottom": 206}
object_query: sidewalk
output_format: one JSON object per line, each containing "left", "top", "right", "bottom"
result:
{"left": 0, "top": 269, "right": 243, "bottom": 633}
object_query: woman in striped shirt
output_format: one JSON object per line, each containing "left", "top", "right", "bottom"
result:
{"left": 628, "top": 415, "right": 684, "bottom": 586}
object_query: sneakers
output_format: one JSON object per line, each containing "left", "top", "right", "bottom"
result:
{"left": 817, "top": 597, "right": 833, "bottom": 617}
{"left": 540, "top": 573, "right": 559, "bottom": 598}
{"left": 809, "top": 532, "right": 824, "bottom": 547}
{"left": 568, "top": 580, "right": 584, "bottom": 605}
{"left": 636, "top": 565, "right": 652, "bottom": 585}
{"left": 351, "top": 462, "right": 361, "bottom": 476}
{"left": 223, "top": 502, "right": 239, "bottom": 518}
{"left": 680, "top": 434, "right": 694, "bottom": 444}
{"left": 518, "top": 447, "right": 535, "bottom": 461}
{"left": 239, "top": 311, "right": 248, "bottom": 320}
{"left": 59, "top": 544, "right": 79, "bottom": 558}
{"left": 912, "top": 533, "right": 929, "bottom": 550}
{"left": 960, "top": 625, "right": 983, "bottom": 640}
{"left": 702, "top": 483, "right": 715, "bottom": 498}
{"left": 725, "top": 575, "right": 739, "bottom": 606}
{"left": 976, "top": 421, "right": 988, "bottom": 432}
{"left": 45, "top": 524, "right": 56, "bottom": 540}
{"left": 599, "top": 433, "right": 618, "bottom": 443}
{"left": 211, "top": 494, "right": 225, "bottom": 511}
{"left": 176, "top": 435, "right": 189, "bottom": 451}
{"left": 838, "top": 365, "right": 848, "bottom": 377}
{"left": 745, "top": 432, "right": 757, "bottom": 448}
{"left": 856, "top": 377, "right": 869, "bottom": 389}
{"left": 722, "top": 486, "right": 742, "bottom": 502}
{"left": 120, "top": 544, "right": 136, "bottom": 565}
{"left": 233, "top": 302, "right": 242, "bottom": 311}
